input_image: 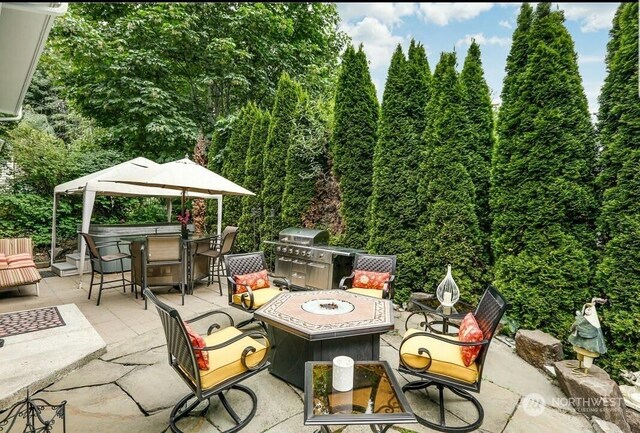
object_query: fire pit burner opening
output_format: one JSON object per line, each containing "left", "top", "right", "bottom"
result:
{"left": 302, "top": 299, "right": 355, "bottom": 315}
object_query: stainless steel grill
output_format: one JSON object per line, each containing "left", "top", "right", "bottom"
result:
{"left": 266, "top": 228, "right": 364, "bottom": 290}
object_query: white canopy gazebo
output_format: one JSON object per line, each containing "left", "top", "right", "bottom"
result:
{"left": 52, "top": 157, "right": 223, "bottom": 286}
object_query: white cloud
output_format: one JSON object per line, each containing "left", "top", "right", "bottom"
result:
{"left": 418, "top": 3, "right": 494, "bottom": 26}
{"left": 578, "top": 54, "right": 605, "bottom": 64}
{"left": 557, "top": 3, "right": 618, "bottom": 32}
{"left": 337, "top": 3, "right": 417, "bottom": 28}
{"left": 499, "top": 20, "right": 512, "bottom": 29}
{"left": 340, "top": 17, "right": 406, "bottom": 71}
{"left": 456, "top": 32, "right": 512, "bottom": 48}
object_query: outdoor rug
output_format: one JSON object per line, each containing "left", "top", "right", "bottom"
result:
{"left": 0, "top": 306, "right": 66, "bottom": 338}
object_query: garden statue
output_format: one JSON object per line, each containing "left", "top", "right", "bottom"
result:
{"left": 568, "top": 297, "right": 607, "bottom": 376}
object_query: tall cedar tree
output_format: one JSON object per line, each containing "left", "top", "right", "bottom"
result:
{"left": 492, "top": 3, "right": 597, "bottom": 339}
{"left": 460, "top": 41, "right": 494, "bottom": 263}
{"left": 331, "top": 45, "right": 379, "bottom": 249}
{"left": 368, "top": 42, "right": 431, "bottom": 302}
{"left": 221, "top": 103, "right": 259, "bottom": 226}
{"left": 260, "top": 73, "right": 302, "bottom": 244}
{"left": 281, "top": 94, "right": 330, "bottom": 228}
{"left": 596, "top": 3, "right": 640, "bottom": 373}
{"left": 236, "top": 109, "right": 270, "bottom": 252}
{"left": 419, "top": 52, "right": 486, "bottom": 302}
{"left": 206, "top": 115, "right": 235, "bottom": 229}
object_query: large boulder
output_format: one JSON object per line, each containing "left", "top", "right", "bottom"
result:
{"left": 516, "top": 329, "right": 564, "bottom": 369}
{"left": 555, "top": 360, "right": 631, "bottom": 433}
{"left": 625, "top": 408, "right": 640, "bottom": 433}
{"left": 593, "top": 418, "right": 626, "bottom": 433}
{"left": 406, "top": 292, "right": 436, "bottom": 312}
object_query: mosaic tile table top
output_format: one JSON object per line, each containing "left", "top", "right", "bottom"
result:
{"left": 255, "top": 290, "right": 394, "bottom": 341}
{"left": 0, "top": 306, "right": 65, "bottom": 338}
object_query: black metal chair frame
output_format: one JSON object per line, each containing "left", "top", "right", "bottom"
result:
{"left": 0, "top": 390, "right": 66, "bottom": 433}
{"left": 224, "top": 252, "right": 290, "bottom": 329}
{"left": 398, "top": 286, "right": 509, "bottom": 433}
{"left": 80, "top": 232, "right": 131, "bottom": 306}
{"left": 144, "top": 289, "right": 270, "bottom": 433}
{"left": 141, "top": 234, "right": 185, "bottom": 309}
{"left": 339, "top": 253, "right": 397, "bottom": 300}
{"left": 192, "top": 226, "right": 239, "bottom": 296}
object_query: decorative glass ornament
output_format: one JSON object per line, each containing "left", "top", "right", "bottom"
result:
{"left": 436, "top": 264, "right": 460, "bottom": 307}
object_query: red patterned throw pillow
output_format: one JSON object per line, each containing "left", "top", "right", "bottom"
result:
{"left": 459, "top": 313, "right": 483, "bottom": 367}
{"left": 183, "top": 322, "right": 209, "bottom": 371}
{"left": 352, "top": 270, "right": 391, "bottom": 290}
{"left": 234, "top": 269, "right": 270, "bottom": 294}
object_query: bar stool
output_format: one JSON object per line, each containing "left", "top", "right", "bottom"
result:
{"left": 193, "top": 226, "right": 238, "bottom": 295}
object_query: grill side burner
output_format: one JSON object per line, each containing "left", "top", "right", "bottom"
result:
{"left": 266, "top": 228, "right": 364, "bottom": 290}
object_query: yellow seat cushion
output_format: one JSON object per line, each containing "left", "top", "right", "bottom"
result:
{"left": 400, "top": 328, "right": 479, "bottom": 384}
{"left": 232, "top": 287, "right": 281, "bottom": 309}
{"left": 346, "top": 288, "right": 384, "bottom": 298}
{"left": 198, "top": 327, "right": 267, "bottom": 390}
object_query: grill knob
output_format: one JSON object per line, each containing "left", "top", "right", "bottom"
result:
{"left": 294, "top": 249, "right": 299, "bottom": 255}
{"left": 276, "top": 246, "right": 281, "bottom": 252}
{"left": 288, "top": 248, "right": 293, "bottom": 253}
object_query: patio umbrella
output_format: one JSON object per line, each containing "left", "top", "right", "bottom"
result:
{"left": 100, "top": 157, "right": 255, "bottom": 223}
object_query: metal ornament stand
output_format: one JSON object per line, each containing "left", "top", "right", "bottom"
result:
{"left": 0, "top": 391, "right": 66, "bottom": 432}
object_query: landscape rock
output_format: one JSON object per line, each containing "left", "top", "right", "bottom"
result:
{"left": 593, "top": 417, "right": 626, "bottom": 433}
{"left": 516, "top": 329, "right": 564, "bottom": 369}
{"left": 625, "top": 408, "right": 640, "bottom": 433}
{"left": 555, "top": 360, "right": 630, "bottom": 433}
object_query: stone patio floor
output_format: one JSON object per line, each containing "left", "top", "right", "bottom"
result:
{"left": 0, "top": 273, "right": 597, "bottom": 433}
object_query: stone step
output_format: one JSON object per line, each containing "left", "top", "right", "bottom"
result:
{"left": 52, "top": 261, "right": 82, "bottom": 277}
{"left": 65, "top": 252, "right": 90, "bottom": 269}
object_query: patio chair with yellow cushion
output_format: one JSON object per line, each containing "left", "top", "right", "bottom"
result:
{"left": 398, "top": 286, "right": 508, "bottom": 432}
{"left": 339, "top": 253, "right": 396, "bottom": 299}
{"left": 144, "top": 289, "right": 270, "bottom": 433}
{"left": 223, "top": 252, "right": 290, "bottom": 329}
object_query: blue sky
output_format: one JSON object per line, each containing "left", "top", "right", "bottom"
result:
{"left": 337, "top": 3, "right": 619, "bottom": 116}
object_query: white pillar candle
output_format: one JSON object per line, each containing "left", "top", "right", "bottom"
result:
{"left": 332, "top": 356, "right": 354, "bottom": 392}
{"left": 443, "top": 292, "right": 452, "bottom": 306}
{"left": 582, "top": 355, "right": 594, "bottom": 369}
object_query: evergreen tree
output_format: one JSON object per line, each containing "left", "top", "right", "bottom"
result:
{"left": 596, "top": 3, "right": 640, "bottom": 373}
{"left": 206, "top": 115, "right": 235, "bottom": 230}
{"left": 331, "top": 45, "right": 379, "bottom": 249}
{"left": 419, "top": 52, "right": 486, "bottom": 301}
{"left": 260, "top": 73, "right": 302, "bottom": 243}
{"left": 460, "top": 41, "right": 494, "bottom": 261}
{"left": 281, "top": 94, "right": 330, "bottom": 228}
{"left": 236, "top": 109, "right": 270, "bottom": 252}
{"left": 368, "top": 41, "right": 430, "bottom": 302}
{"left": 492, "top": 3, "right": 597, "bottom": 339}
{"left": 221, "top": 103, "right": 259, "bottom": 226}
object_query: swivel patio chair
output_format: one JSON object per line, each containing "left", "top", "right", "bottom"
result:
{"left": 144, "top": 289, "right": 270, "bottom": 433}
{"left": 339, "top": 253, "right": 396, "bottom": 299}
{"left": 398, "top": 285, "right": 509, "bottom": 432}
{"left": 224, "top": 252, "right": 290, "bottom": 329}
{"left": 192, "top": 226, "right": 238, "bottom": 295}
{"left": 81, "top": 232, "right": 130, "bottom": 306}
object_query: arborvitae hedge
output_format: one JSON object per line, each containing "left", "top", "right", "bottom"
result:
{"left": 419, "top": 52, "right": 486, "bottom": 302}
{"left": 260, "top": 73, "right": 302, "bottom": 243}
{"left": 492, "top": 3, "right": 597, "bottom": 339}
{"left": 460, "top": 41, "right": 494, "bottom": 262}
{"left": 331, "top": 45, "right": 379, "bottom": 249}
{"left": 281, "top": 94, "right": 330, "bottom": 228}
{"left": 596, "top": 2, "right": 640, "bottom": 373}
{"left": 368, "top": 42, "right": 431, "bottom": 303}
{"left": 221, "top": 103, "right": 259, "bottom": 226}
{"left": 206, "top": 115, "right": 235, "bottom": 229}
{"left": 236, "top": 109, "right": 270, "bottom": 252}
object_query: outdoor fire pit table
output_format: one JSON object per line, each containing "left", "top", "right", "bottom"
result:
{"left": 254, "top": 290, "right": 394, "bottom": 389}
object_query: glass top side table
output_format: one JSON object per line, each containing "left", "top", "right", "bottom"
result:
{"left": 405, "top": 295, "right": 475, "bottom": 335}
{"left": 304, "top": 360, "right": 416, "bottom": 433}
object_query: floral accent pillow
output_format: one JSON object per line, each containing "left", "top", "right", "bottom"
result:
{"left": 234, "top": 270, "right": 270, "bottom": 294}
{"left": 352, "top": 270, "right": 391, "bottom": 290}
{"left": 459, "top": 313, "right": 484, "bottom": 367}
{"left": 183, "top": 322, "right": 209, "bottom": 371}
